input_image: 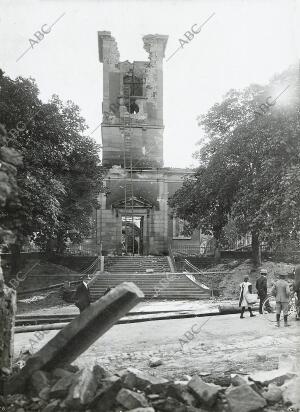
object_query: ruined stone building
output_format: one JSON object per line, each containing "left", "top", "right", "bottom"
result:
{"left": 92, "top": 32, "right": 202, "bottom": 256}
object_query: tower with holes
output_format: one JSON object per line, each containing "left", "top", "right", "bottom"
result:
{"left": 98, "top": 31, "right": 168, "bottom": 169}
{"left": 95, "top": 32, "right": 197, "bottom": 256}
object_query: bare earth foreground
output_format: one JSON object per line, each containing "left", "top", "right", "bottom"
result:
{"left": 14, "top": 312, "right": 300, "bottom": 382}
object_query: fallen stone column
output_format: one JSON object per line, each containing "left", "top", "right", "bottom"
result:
{"left": 218, "top": 304, "right": 259, "bottom": 314}
{"left": 6, "top": 281, "right": 144, "bottom": 394}
{"left": 0, "top": 257, "right": 17, "bottom": 374}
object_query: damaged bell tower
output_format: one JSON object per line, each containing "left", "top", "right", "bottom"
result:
{"left": 95, "top": 32, "right": 194, "bottom": 256}
{"left": 98, "top": 31, "right": 168, "bottom": 168}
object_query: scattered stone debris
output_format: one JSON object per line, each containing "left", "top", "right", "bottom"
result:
{"left": 262, "top": 383, "right": 282, "bottom": 404}
{"left": 0, "top": 363, "right": 298, "bottom": 411}
{"left": 188, "top": 375, "right": 221, "bottom": 407}
{"left": 225, "top": 384, "right": 267, "bottom": 412}
{"left": 149, "top": 357, "right": 163, "bottom": 368}
{"left": 282, "top": 376, "right": 300, "bottom": 410}
{"left": 6, "top": 282, "right": 144, "bottom": 395}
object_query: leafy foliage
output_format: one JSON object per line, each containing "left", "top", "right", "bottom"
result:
{"left": 170, "top": 63, "right": 300, "bottom": 253}
{"left": 0, "top": 70, "right": 104, "bottom": 254}
{"left": 0, "top": 124, "right": 22, "bottom": 241}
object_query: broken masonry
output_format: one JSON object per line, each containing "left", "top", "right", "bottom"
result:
{"left": 4, "top": 282, "right": 144, "bottom": 395}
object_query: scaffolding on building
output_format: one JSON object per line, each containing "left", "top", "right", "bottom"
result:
{"left": 122, "top": 71, "right": 145, "bottom": 255}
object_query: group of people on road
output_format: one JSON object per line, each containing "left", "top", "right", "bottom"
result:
{"left": 72, "top": 263, "right": 300, "bottom": 326}
{"left": 239, "top": 265, "right": 300, "bottom": 327}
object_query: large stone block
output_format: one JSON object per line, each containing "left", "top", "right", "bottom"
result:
{"left": 50, "top": 374, "right": 77, "bottom": 399}
{"left": 249, "top": 369, "right": 298, "bottom": 386}
{"left": 166, "top": 382, "right": 197, "bottom": 406}
{"left": 152, "top": 396, "right": 188, "bottom": 411}
{"left": 65, "top": 368, "right": 97, "bottom": 408}
{"left": 30, "top": 370, "right": 50, "bottom": 395}
{"left": 225, "top": 384, "right": 267, "bottom": 412}
{"left": 123, "top": 367, "right": 168, "bottom": 392}
{"left": 116, "top": 388, "right": 148, "bottom": 409}
{"left": 262, "top": 383, "right": 282, "bottom": 404}
{"left": 6, "top": 282, "right": 144, "bottom": 394}
{"left": 282, "top": 376, "right": 300, "bottom": 410}
{"left": 187, "top": 375, "right": 221, "bottom": 408}
{"left": 91, "top": 375, "right": 122, "bottom": 411}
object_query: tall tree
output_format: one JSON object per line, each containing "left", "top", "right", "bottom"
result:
{"left": 0, "top": 124, "right": 21, "bottom": 371}
{"left": 170, "top": 64, "right": 300, "bottom": 265}
{"left": 0, "top": 71, "right": 104, "bottom": 274}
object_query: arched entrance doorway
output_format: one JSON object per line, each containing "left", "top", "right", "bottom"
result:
{"left": 121, "top": 216, "right": 144, "bottom": 255}
{"left": 113, "top": 195, "right": 153, "bottom": 256}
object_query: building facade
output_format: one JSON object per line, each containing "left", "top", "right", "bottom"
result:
{"left": 94, "top": 32, "right": 202, "bottom": 256}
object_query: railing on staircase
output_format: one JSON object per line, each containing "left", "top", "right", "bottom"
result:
{"left": 84, "top": 256, "right": 102, "bottom": 275}
{"left": 181, "top": 259, "right": 210, "bottom": 292}
{"left": 183, "top": 259, "right": 202, "bottom": 273}
{"left": 183, "top": 258, "right": 235, "bottom": 298}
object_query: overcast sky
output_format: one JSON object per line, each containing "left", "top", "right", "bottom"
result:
{"left": 0, "top": 0, "right": 299, "bottom": 167}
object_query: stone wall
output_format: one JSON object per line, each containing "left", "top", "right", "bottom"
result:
{"left": 93, "top": 168, "right": 199, "bottom": 256}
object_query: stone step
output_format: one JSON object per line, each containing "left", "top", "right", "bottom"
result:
{"left": 90, "top": 290, "right": 209, "bottom": 296}
{"left": 91, "top": 287, "right": 209, "bottom": 292}
{"left": 106, "top": 262, "right": 169, "bottom": 264}
{"left": 91, "top": 278, "right": 197, "bottom": 283}
{"left": 105, "top": 266, "right": 170, "bottom": 268}
{"left": 106, "top": 262, "right": 170, "bottom": 265}
{"left": 108, "top": 270, "right": 170, "bottom": 273}
{"left": 105, "top": 256, "right": 168, "bottom": 259}
{"left": 106, "top": 258, "right": 168, "bottom": 260}
{"left": 104, "top": 256, "right": 171, "bottom": 274}
{"left": 106, "top": 264, "right": 169, "bottom": 267}
{"left": 90, "top": 287, "right": 208, "bottom": 292}
{"left": 89, "top": 271, "right": 210, "bottom": 301}
{"left": 90, "top": 292, "right": 209, "bottom": 298}
{"left": 96, "top": 274, "right": 174, "bottom": 277}
{"left": 105, "top": 256, "right": 167, "bottom": 263}
{"left": 90, "top": 293, "right": 209, "bottom": 301}
{"left": 92, "top": 282, "right": 204, "bottom": 288}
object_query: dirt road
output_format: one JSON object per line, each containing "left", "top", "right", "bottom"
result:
{"left": 14, "top": 311, "right": 300, "bottom": 381}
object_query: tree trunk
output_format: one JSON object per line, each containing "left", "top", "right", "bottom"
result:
{"left": 214, "top": 238, "right": 221, "bottom": 263}
{"left": 45, "top": 238, "right": 55, "bottom": 259}
{"left": 9, "top": 242, "right": 22, "bottom": 278}
{"left": 252, "top": 231, "right": 261, "bottom": 267}
{"left": 0, "top": 255, "right": 17, "bottom": 372}
{"left": 56, "top": 232, "right": 66, "bottom": 255}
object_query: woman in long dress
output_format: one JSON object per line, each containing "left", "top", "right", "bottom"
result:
{"left": 239, "top": 275, "right": 256, "bottom": 318}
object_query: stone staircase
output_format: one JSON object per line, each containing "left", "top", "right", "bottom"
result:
{"left": 104, "top": 256, "right": 171, "bottom": 273}
{"left": 89, "top": 272, "right": 211, "bottom": 300}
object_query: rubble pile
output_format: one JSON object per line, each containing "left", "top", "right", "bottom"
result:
{"left": 0, "top": 364, "right": 299, "bottom": 412}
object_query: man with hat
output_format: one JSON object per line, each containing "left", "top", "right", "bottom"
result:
{"left": 74, "top": 275, "right": 91, "bottom": 313}
{"left": 256, "top": 268, "right": 271, "bottom": 314}
{"left": 271, "top": 272, "right": 291, "bottom": 327}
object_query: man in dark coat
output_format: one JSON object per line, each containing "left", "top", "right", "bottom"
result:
{"left": 256, "top": 268, "right": 271, "bottom": 314}
{"left": 74, "top": 276, "right": 91, "bottom": 313}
